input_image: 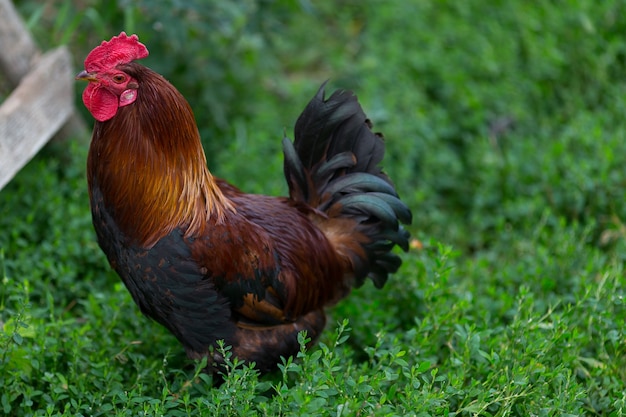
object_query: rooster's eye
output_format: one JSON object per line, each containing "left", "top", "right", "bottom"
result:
{"left": 112, "top": 74, "right": 126, "bottom": 83}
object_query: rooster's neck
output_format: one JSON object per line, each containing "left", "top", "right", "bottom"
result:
{"left": 87, "top": 65, "right": 234, "bottom": 248}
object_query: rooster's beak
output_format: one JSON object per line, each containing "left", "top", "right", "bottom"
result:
{"left": 75, "top": 70, "right": 97, "bottom": 82}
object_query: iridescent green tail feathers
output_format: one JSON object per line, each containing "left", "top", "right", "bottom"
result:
{"left": 283, "top": 84, "right": 412, "bottom": 288}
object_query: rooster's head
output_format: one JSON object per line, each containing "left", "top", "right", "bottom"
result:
{"left": 76, "top": 32, "right": 149, "bottom": 121}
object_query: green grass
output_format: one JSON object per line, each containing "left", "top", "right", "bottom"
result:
{"left": 1, "top": 0, "right": 625, "bottom": 415}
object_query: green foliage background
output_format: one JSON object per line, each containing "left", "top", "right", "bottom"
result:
{"left": 1, "top": 0, "right": 625, "bottom": 415}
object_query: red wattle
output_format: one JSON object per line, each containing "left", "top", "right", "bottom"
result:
{"left": 83, "top": 84, "right": 119, "bottom": 122}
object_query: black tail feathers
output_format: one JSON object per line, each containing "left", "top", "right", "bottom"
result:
{"left": 283, "top": 84, "right": 412, "bottom": 288}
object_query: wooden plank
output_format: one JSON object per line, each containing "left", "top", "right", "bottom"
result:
{"left": 0, "top": 0, "right": 39, "bottom": 86}
{"left": 0, "top": 47, "right": 74, "bottom": 190}
{"left": 0, "top": 0, "right": 88, "bottom": 158}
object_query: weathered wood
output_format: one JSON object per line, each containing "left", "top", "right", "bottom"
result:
{"left": 0, "top": 0, "right": 89, "bottom": 190}
{"left": 0, "top": 47, "right": 74, "bottom": 190}
{"left": 0, "top": 0, "right": 39, "bottom": 86}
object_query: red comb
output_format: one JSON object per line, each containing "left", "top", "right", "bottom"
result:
{"left": 84, "top": 32, "right": 149, "bottom": 72}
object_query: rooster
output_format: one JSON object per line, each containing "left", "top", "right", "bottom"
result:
{"left": 76, "top": 32, "right": 411, "bottom": 373}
